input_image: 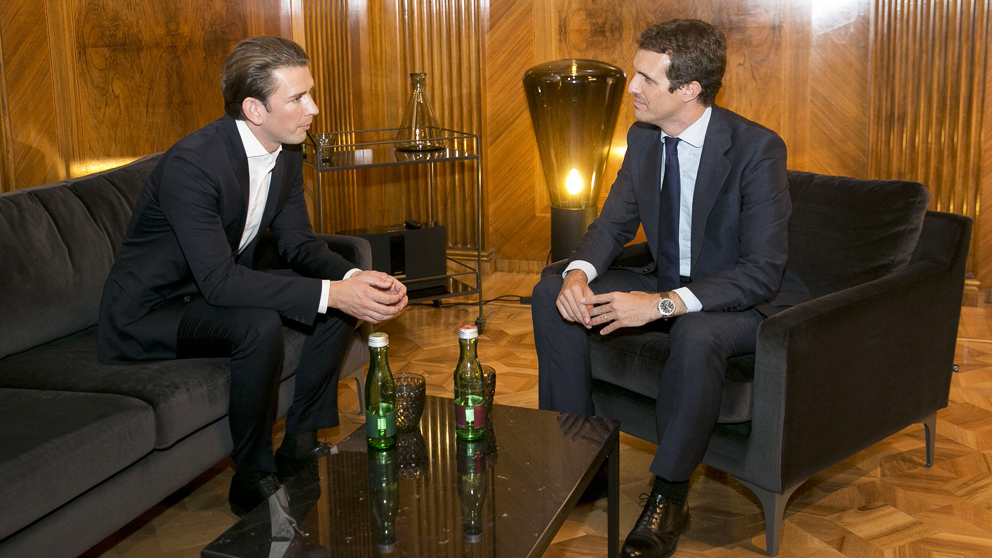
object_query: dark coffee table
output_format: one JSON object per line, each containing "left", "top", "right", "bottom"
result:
{"left": 202, "top": 395, "right": 620, "bottom": 557}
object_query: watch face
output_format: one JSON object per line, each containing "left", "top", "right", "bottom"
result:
{"left": 659, "top": 298, "right": 676, "bottom": 316}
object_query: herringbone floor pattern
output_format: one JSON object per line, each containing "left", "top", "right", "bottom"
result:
{"left": 84, "top": 274, "right": 992, "bottom": 558}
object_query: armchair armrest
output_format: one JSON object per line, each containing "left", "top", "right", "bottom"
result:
{"left": 745, "top": 253, "right": 964, "bottom": 493}
{"left": 541, "top": 242, "right": 655, "bottom": 279}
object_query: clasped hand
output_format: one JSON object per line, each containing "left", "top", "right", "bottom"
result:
{"left": 327, "top": 270, "right": 408, "bottom": 324}
{"left": 556, "top": 270, "right": 684, "bottom": 335}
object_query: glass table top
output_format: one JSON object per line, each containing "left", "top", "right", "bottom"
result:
{"left": 202, "top": 396, "right": 619, "bottom": 558}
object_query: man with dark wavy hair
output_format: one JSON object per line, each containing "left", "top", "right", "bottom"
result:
{"left": 532, "top": 19, "right": 808, "bottom": 558}
{"left": 99, "top": 36, "right": 408, "bottom": 516}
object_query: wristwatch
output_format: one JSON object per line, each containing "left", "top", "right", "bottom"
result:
{"left": 657, "top": 296, "right": 676, "bottom": 317}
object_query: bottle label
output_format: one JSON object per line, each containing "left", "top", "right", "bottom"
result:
{"left": 366, "top": 409, "right": 397, "bottom": 438}
{"left": 455, "top": 402, "right": 486, "bottom": 430}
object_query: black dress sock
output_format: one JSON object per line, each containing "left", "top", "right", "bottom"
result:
{"left": 652, "top": 476, "right": 689, "bottom": 505}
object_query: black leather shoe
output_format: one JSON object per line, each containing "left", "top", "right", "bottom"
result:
{"left": 229, "top": 472, "right": 282, "bottom": 517}
{"left": 275, "top": 441, "right": 331, "bottom": 481}
{"left": 621, "top": 490, "right": 690, "bottom": 558}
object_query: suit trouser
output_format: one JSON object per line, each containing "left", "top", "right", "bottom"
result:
{"left": 175, "top": 288, "right": 356, "bottom": 473}
{"left": 532, "top": 269, "right": 762, "bottom": 482}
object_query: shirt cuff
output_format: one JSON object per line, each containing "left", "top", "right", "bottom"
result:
{"left": 317, "top": 279, "right": 331, "bottom": 314}
{"left": 562, "top": 260, "right": 598, "bottom": 283}
{"left": 674, "top": 287, "right": 702, "bottom": 313}
{"left": 319, "top": 269, "right": 362, "bottom": 314}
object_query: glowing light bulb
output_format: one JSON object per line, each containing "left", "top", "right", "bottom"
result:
{"left": 565, "top": 168, "right": 584, "bottom": 195}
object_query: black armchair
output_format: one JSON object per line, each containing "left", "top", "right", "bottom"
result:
{"left": 546, "top": 171, "right": 971, "bottom": 556}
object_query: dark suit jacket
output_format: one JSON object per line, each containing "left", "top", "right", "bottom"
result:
{"left": 98, "top": 115, "right": 354, "bottom": 363}
{"left": 571, "top": 106, "right": 809, "bottom": 315}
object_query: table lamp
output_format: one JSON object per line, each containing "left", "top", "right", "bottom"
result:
{"left": 523, "top": 59, "right": 626, "bottom": 262}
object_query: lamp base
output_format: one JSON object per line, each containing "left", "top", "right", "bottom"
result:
{"left": 551, "top": 206, "right": 598, "bottom": 262}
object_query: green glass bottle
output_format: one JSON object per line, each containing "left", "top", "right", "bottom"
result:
{"left": 368, "top": 447, "right": 399, "bottom": 553}
{"left": 453, "top": 325, "right": 486, "bottom": 440}
{"left": 456, "top": 437, "right": 487, "bottom": 543}
{"left": 366, "top": 332, "right": 397, "bottom": 449}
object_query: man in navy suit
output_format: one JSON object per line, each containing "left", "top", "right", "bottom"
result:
{"left": 98, "top": 36, "right": 407, "bottom": 516}
{"left": 532, "top": 20, "right": 808, "bottom": 557}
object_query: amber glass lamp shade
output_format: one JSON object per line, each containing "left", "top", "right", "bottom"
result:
{"left": 523, "top": 59, "right": 626, "bottom": 261}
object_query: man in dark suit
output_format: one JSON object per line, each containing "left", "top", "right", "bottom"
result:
{"left": 98, "top": 36, "right": 408, "bottom": 516}
{"left": 532, "top": 20, "right": 808, "bottom": 558}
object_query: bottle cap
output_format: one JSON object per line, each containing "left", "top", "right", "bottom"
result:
{"left": 458, "top": 325, "right": 478, "bottom": 340}
{"left": 368, "top": 332, "right": 389, "bottom": 347}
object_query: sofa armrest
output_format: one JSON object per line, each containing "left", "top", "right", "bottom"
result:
{"left": 541, "top": 242, "right": 655, "bottom": 279}
{"left": 316, "top": 234, "right": 372, "bottom": 271}
{"left": 745, "top": 252, "right": 964, "bottom": 492}
{"left": 253, "top": 232, "right": 372, "bottom": 273}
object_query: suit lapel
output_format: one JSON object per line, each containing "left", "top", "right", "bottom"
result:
{"left": 690, "top": 107, "right": 731, "bottom": 271}
{"left": 237, "top": 149, "right": 288, "bottom": 267}
{"left": 259, "top": 151, "right": 286, "bottom": 231}
{"left": 222, "top": 115, "right": 252, "bottom": 211}
{"left": 221, "top": 116, "right": 252, "bottom": 258}
{"left": 642, "top": 134, "right": 663, "bottom": 260}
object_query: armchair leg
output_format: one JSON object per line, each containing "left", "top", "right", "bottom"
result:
{"left": 736, "top": 478, "right": 802, "bottom": 557}
{"left": 923, "top": 412, "right": 937, "bottom": 468}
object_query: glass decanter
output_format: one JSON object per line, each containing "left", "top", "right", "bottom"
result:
{"left": 396, "top": 73, "right": 444, "bottom": 151}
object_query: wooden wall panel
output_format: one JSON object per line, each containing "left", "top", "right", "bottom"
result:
{"left": 808, "top": 0, "right": 871, "bottom": 177}
{"left": 871, "top": 0, "right": 990, "bottom": 284}
{"left": 307, "top": 0, "right": 966, "bottom": 269}
{"left": 303, "top": 0, "right": 486, "bottom": 259}
{"left": 484, "top": 0, "right": 542, "bottom": 268}
{"left": 983, "top": 25, "right": 992, "bottom": 293}
{"left": 71, "top": 0, "right": 251, "bottom": 170}
{"left": 0, "top": 0, "right": 63, "bottom": 192}
{"left": 502, "top": 0, "right": 984, "bottom": 277}
{"left": 0, "top": 14, "right": 17, "bottom": 192}
{"left": 0, "top": 0, "right": 292, "bottom": 193}
{"left": 3, "top": 0, "right": 987, "bottom": 283}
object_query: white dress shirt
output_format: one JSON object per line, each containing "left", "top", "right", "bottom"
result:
{"left": 565, "top": 107, "right": 713, "bottom": 313}
{"left": 235, "top": 120, "right": 359, "bottom": 314}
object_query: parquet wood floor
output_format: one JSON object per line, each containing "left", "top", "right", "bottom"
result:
{"left": 83, "top": 275, "right": 992, "bottom": 558}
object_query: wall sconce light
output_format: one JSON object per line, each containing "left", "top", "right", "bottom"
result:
{"left": 523, "top": 59, "right": 626, "bottom": 262}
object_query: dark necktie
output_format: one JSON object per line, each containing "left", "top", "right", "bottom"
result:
{"left": 657, "top": 136, "right": 681, "bottom": 292}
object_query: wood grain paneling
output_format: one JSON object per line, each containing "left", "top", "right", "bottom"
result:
{"left": 0, "top": 0, "right": 63, "bottom": 191}
{"left": 3, "top": 0, "right": 988, "bottom": 283}
{"left": 486, "top": 0, "right": 543, "bottom": 264}
{"left": 0, "top": 27, "right": 13, "bottom": 193}
{"left": 509, "top": 0, "right": 985, "bottom": 276}
{"left": 808, "top": 0, "right": 871, "bottom": 178}
{"left": 303, "top": 0, "right": 486, "bottom": 258}
{"left": 982, "top": 24, "right": 992, "bottom": 293}
{"left": 871, "top": 0, "right": 990, "bottom": 283}
{"left": 72, "top": 0, "right": 251, "bottom": 164}
{"left": 0, "top": 0, "right": 292, "bottom": 193}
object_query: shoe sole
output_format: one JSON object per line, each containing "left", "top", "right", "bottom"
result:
{"left": 621, "top": 513, "right": 691, "bottom": 558}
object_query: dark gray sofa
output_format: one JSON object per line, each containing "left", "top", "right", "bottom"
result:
{"left": 545, "top": 170, "right": 971, "bottom": 555}
{"left": 0, "top": 154, "right": 371, "bottom": 558}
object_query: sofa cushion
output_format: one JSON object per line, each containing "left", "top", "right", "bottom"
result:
{"left": 589, "top": 329, "right": 756, "bottom": 423}
{"left": 787, "top": 171, "right": 930, "bottom": 299}
{"left": 0, "top": 388, "right": 155, "bottom": 540}
{"left": 0, "top": 155, "right": 162, "bottom": 360}
{"left": 0, "top": 326, "right": 305, "bottom": 449}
